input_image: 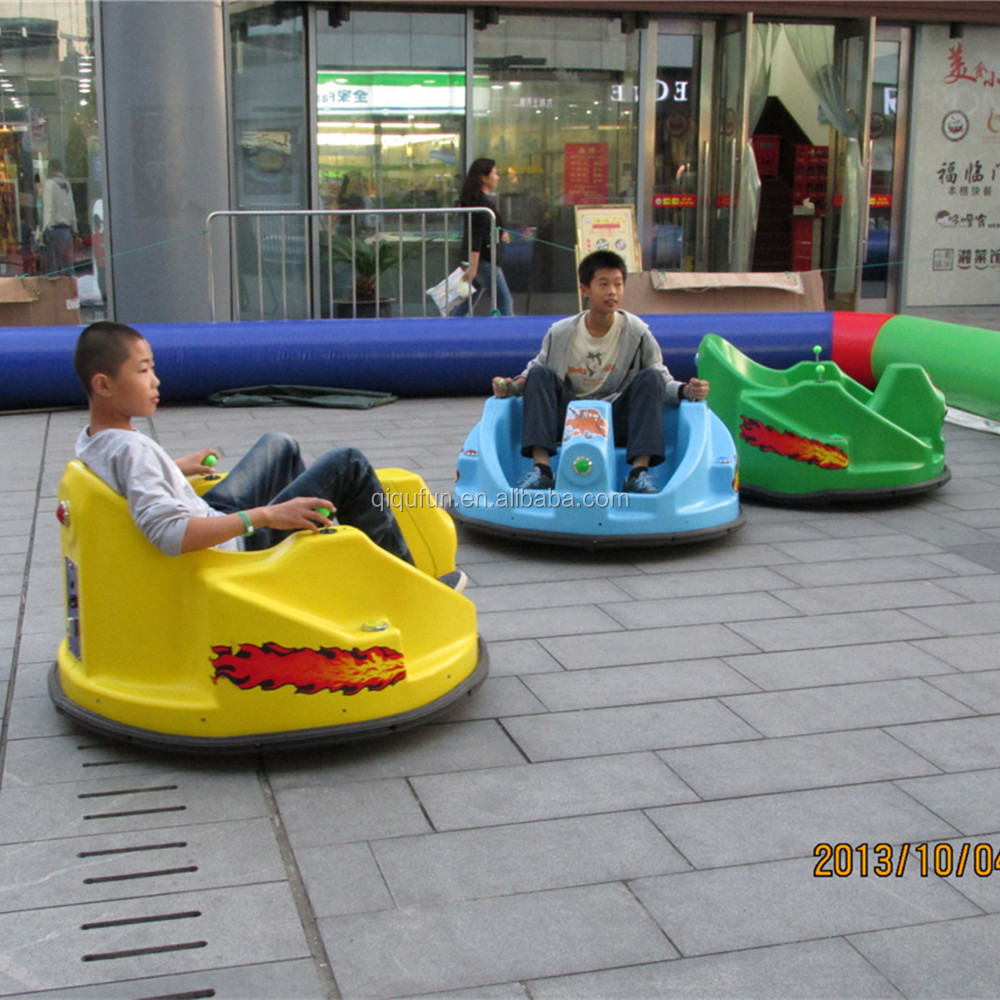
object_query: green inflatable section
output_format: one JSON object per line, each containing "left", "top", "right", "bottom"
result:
{"left": 872, "top": 315, "right": 1000, "bottom": 421}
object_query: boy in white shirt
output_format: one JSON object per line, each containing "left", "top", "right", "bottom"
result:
{"left": 491, "top": 250, "right": 709, "bottom": 493}
{"left": 72, "top": 321, "right": 466, "bottom": 589}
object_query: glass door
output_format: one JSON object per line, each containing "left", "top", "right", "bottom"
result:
{"left": 861, "top": 26, "right": 910, "bottom": 311}
{"left": 651, "top": 23, "right": 706, "bottom": 271}
{"left": 708, "top": 14, "right": 755, "bottom": 271}
{"left": 824, "top": 18, "right": 875, "bottom": 308}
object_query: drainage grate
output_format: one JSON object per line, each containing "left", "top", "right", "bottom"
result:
{"left": 0, "top": 736, "right": 328, "bottom": 996}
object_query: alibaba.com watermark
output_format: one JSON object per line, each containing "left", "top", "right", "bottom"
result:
{"left": 373, "top": 490, "right": 631, "bottom": 512}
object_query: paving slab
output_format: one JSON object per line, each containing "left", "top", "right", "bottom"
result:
{"left": 527, "top": 939, "right": 903, "bottom": 999}
{"left": 660, "top": 729, "right": 943, "bottom": 799}
{"left": 645, "top": 783, "right": 961, "bottom": 868}
{"left": 630, "top": 856, "right": 981, "bottom": 956}
{"left": 894, "top": 768, "right": 1000, "bottom": 835}
{"left": 0, "top": 817, "right": 286, "bottom": 912}
{"left": 0, "top": 881, "right": 311, "bottom": 994}
{"left": 849, "top": 913, "right": 1000, "bottom": 999}
{"left": 720, "top": 677, "right": 976, "bottom": 737}
{"left": 411, "top": 752, "right": 698, "bottom": 830}
{"left": 318, "top": 883, "right": 678, "bottom": 999}
{"left": 0, "top": 960, "right": 326, "bottom": 1000}
{"left": 5, "top": 397, "right": 1000, "bottom": 998}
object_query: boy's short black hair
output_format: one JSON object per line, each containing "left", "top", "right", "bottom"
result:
{"left": 578, "top": 250, "right": 628, "bottom": 287}
{"left": 73, "top": 321, "right": 144, "bottom": 396}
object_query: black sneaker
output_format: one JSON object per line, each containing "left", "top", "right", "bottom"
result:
{"left": 516, "top": 464, "right": 555, "bottom": 489}
{"left": 623, "top": 468, "right": 657, "bottom": 494}
{"left": 438, "top": 570, "right": 469, "bottom": 593}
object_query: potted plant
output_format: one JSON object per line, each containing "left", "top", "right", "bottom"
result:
{"left": 324, "top": 233, "right": 418, "bottom": 316}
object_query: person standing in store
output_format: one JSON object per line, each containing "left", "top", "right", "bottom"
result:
{"left": 42, "top": 159, "right": 78, "bottom": 276}
{"left": 450, "top": 157, "right": 514, "bottom": 316}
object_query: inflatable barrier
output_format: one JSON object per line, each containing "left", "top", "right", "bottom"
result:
{"left": 0, "top": 312, "right": 995, "bottom": 419}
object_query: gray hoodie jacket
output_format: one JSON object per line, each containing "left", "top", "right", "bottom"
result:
{"left": 516, "top": 309, "right": 686, "bottom": 404}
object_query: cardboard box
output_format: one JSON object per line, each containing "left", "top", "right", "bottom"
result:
{"left": 621, "top": 269, "right": 825, "bottom": 314}
{"left": 0, "top": 276, "right": 81, "bottom": 327}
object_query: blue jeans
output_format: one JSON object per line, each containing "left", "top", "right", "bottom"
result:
{"left": 204, "top": 432, "right": 412, "bottom": 562}
{"left": 450, "top": 260, "right": 515, "bottom": 316}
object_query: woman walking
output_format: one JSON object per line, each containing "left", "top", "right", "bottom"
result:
{"left": 451, "top": 157, "right": 514, "bottom": 316}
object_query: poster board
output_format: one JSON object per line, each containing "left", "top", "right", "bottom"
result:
{"left": 573, "top": 205, "right": 640, "bottom": 308}
{"left": 574, "top": 205, "right": 641, "bottom": 272}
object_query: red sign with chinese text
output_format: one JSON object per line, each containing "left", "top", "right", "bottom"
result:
{"left": 564, "top": 143, "right": 610, "bottom": 205}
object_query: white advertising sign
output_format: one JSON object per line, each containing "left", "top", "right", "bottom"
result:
{"left": 906, "top": 25, "right": 1000, "bottom": 305}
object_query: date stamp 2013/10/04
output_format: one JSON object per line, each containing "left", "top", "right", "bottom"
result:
{"left": 814, "top": 842, "right": 1000, "bottom": 878}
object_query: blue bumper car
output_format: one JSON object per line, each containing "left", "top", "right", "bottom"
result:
{"left": 452, "top": 397, "right": 744, "bottom": 547}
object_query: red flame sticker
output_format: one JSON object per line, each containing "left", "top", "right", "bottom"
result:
{"left": 739, "top": 416, "right": 849, "bottom": 470}
{"left": 210, "top": 642, "right": 406, "bottom": 695}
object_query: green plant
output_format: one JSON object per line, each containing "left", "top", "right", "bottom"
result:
{"left": 324, "top": 233, "right": 418, "bottom": 301}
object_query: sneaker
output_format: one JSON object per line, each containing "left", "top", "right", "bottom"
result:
{"left": 623, "top": 468, "right": 657, "bottom": 494}
{"left": 516, "top": 464, "right": 555, "bottom": 490}
{"left": 438, "top": 569, "right": 469, "bottom": 593}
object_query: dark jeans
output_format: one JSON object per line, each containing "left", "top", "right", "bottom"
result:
{"left": 204, "top": 432, "right": 412, "bottom": 562}
{"left": 44, "top": 225, "right": 75, "bottom": 275}
{"left": 521, "top": 365, "right": 668, "bottom": 467}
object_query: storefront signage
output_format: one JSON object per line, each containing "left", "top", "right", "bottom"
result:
{"left": 653, "top": 193, "right": 697, "bottom": 208}
{"left": 611, "top": 78, "right": 691, "bottom": 104}
{"left": 317, "top": 71, "right": 465, "bottom": 115}
{"left": 906, "top": 28, "right": 1000, "bottom": 306}
{"left": 565, "top": 143, "right": 610, "bottom": 205}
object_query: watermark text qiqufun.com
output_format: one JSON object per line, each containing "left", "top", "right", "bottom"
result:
{"left": 373, "top": 490, "right": 631, "bottom": 511}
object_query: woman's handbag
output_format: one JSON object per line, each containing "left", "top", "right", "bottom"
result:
{"left": 426, "top": 267, "right": 471, "bottom": 316}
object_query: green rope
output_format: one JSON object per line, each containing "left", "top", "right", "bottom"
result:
{"left": 19, "top": 226, "right": 210, "bottom": 281}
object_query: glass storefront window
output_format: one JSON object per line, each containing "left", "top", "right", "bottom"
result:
{"left": 229, "top": 3, "right": 308, "bottom": 319}
{"left": 653, "top": 31, "right": 700, "bottom": 270}
{"left": 316, "top": 11, "right": 466, "bottom": 215}
{"left": 0, "top": 3, "right": 103, "bottom": 313}
{"left": 314, "top": 9, "right": 466, "bottom": 317}
{"left": 862, "top": 39, "right": 899, "bottom": 299}
{"left": 472, "top": 13, "right": 640, "bottom": 314}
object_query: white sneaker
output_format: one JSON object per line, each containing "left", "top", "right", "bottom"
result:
{"left": 438, "top": 569, "right": 468, "bottom": 593}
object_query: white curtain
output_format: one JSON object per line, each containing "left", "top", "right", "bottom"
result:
{"left": 734, "top": 23, "right": 780, "bottom": 271}
{"left": 783, "top": 23, "right": 863, "bottom": 295}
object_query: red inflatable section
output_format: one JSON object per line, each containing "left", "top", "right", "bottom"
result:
{"left": 831, "top": 312, "right": 892, "bottom": 388}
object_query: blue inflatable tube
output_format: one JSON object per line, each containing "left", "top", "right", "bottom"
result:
{"left": 0, "top": 314, "right": 834, "bottom": 411}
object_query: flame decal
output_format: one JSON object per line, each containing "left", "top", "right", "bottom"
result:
{"left": 564, "top": 407, "right": 608, "bottom": 440}
{"left": 210, "top": 642, "right": 405, "bottom": 695}
{"left": 739, "top": 416, "right": 849, "bottom": 470}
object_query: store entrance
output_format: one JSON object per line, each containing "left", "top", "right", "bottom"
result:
{"left": 684, "top": 15, "right": 904, "bottom": 310}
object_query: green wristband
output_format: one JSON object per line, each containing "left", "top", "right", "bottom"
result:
{"left": 237, "top": 510, "right": 254, "bottom": 536}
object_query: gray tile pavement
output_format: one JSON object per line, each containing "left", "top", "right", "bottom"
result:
{"left": 3, "top": 393, "right": 1000, "bottom": 998}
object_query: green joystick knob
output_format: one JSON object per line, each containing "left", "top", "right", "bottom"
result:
{"left": 204, "top": 453, "right": 217, "bottom": 467}
{"left": 315, "top": 506, "right": 332, "bottom": 519}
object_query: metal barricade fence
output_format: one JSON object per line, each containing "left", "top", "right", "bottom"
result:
{"left": 205, "top": 207, "right": 498, "bottom": 322}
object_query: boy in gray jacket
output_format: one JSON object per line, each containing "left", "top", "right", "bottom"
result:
{"left": 491, "top": 250, "right": 709, "bottom": 493}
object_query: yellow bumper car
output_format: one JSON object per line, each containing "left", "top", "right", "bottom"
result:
{"left": 49, "top": 460, "right": 487, "bottom": 753}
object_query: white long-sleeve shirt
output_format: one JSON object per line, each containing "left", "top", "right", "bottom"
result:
{"left": 43, "top": 173, "right": 77, "bottom": 231}
{"left": 76, "top": 426, "right": 239, "bottom": 556}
